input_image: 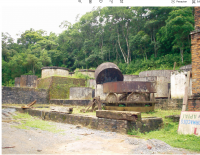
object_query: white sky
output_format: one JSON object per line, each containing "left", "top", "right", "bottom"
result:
{"left": 1, "top": 0, "right": 199, "bottom": 42}
{"left": 1, "top": 1, "right": 96, "bottom": 42}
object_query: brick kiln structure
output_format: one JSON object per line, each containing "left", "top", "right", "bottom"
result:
{"left": 188, "top": 7, "right": 200, "bottom": 111}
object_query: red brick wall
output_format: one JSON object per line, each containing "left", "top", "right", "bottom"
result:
{"left": 191, "top": 7, "right": 200, "bottom": 97}
{"left": 188, "top": 98, "right": 200, "bottom": 111}
{"left": 195, "top": 7, "right": 200, "bottom": 29}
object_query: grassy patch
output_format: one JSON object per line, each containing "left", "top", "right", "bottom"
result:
{"left": 141, "top": 109, "right": 181, "bottom": 120}
{"left": 128, "top": 109, "right": 200, "bottom": 152}
{"left": 12, "top": 112, "right": 64, "bottom": 134}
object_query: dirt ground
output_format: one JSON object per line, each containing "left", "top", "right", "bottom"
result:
{"left": 2, "top": 108, "right": 198, "bottom": 154}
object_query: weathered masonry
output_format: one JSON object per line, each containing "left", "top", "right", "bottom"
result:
{"left": 2, "top": 87, "right": 48, "bottom": 104}
{"left": 188, "top": 7, "right": 200, "bottom": 111}
{"left": 15, "top": 75, "right": 38, "bottom": 88}
{"left": 5, "top": 106, "right": 163, "bottom": 134}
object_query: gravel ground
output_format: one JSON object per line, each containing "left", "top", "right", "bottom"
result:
{"left": 2, "top": 108, "right": 198, "bottom": 154}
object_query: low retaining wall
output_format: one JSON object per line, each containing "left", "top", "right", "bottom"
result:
{"left": 2, "top": 87, "right": 48, "bottom": 104}
{"left": 50, "top": 99, "right": 91, "bottom": 106}
{"left": 6, "top": 107, "right": 163, "bottom": 134}
{"left": 155, "top": 99, "right": 183, "bottom": 110}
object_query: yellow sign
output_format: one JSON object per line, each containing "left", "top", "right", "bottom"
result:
{"left": 178, "top": 111, "right": 200, "bottom": 136}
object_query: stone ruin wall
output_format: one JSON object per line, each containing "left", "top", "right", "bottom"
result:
{"left": 191, "top": 7, "right": 200, "bottom": 97}
{"left": 188, "top": 7, "right": 200, "bottom": 111}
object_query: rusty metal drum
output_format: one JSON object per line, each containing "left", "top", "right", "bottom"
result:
{"left": 95, "top": 62, "right": 123, "bottom": 84}
{"left": 103, "top": 81, "right": 157, "bottom": 94}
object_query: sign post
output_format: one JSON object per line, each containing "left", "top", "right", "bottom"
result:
{"left": 178, "top": 111, "right": 200, "bottom": 136}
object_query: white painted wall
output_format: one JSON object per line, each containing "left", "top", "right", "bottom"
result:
{"left": 155, "top": 77, "right": 169, "bottom": 98}
{"left": 171, "top": 71, "right": 192, "bottom": 99}
{"left": 95, "top": 84, "right": 107, "bottom": 100}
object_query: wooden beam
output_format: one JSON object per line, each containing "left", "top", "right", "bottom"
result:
{"left": 85, "top": 101, "right": 95, "bottom": 112}
{"left": 21, "top": 100, "right": 36, "bottom": 109}
{"left": 104, "top": 105, "right": 155, "bottom": 113}
{"left": 182, "top": 71, "right": 191, "bottom": 111}
{"left": 94, "top": 96, "right": 102, "bottom": 110}
{"left": 173, "top": 62, "right": 176, "bottom": 71}
{"left": 96, "top": 110, "right": 141, "bottom": 121}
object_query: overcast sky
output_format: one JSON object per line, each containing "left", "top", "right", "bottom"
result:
{"left": 1, "top": 1, "right": 95, "bottom": 42}
{"left": 1, "top": 0, "right": 198, "bottom": 42}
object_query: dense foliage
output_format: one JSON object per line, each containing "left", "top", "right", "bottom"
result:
{"left": 2, "top": 7, "right": 194, "bottom": 86}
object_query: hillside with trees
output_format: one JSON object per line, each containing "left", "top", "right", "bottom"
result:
{"left": 2, "top": 7, "right": 194, "bottom": 86}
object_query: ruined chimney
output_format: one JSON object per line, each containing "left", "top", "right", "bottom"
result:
{"left": 191, "top": 7, "right": 200, "bottom": 97}
{"left": 195, "top": 7, "right": 200, "bottom": 30}
{"left": 188, "top": 7, "right": 200, "bottom": 111}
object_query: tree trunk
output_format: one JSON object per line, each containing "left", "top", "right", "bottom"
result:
{"left": 180, "top": 47, "right": 184, "bottom": 63}
{"left": 117, "top": 30, "right": 127, "bottom": 63}
{"left": 123, "top": 22, "right": 130, "bottom": 64}
{"left": 154, "top": 37, "right": 157, "bottom": 58}
{"left": 145, "top": 52, "right": 148, "bottom": 60}
{"left": 33, "top": 65, "right": 35, "bottom": 75}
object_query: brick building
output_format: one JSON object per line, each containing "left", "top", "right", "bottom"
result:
{"left": 188, "top": 7, "right": 200, "bottom": 111}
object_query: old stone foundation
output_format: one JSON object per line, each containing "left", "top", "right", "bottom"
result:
{"left": 5, "top": 106, "right": 163, "bottom": 134}
{"left": 155, "top": 99, "right": 183, "bottom": 110}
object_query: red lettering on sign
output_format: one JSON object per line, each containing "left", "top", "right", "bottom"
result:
{"left": 194, "top": 128, "right": 198, "bottom": 135}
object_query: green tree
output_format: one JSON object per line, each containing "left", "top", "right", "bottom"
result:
{"left": 159, "top": 7, "right": 194, "bottom": 62}
{"left": 131, "top": 31, "right": 151, "bottom": 60}
{"left": 40, "top": 50, "right": 51, "bottom": 66}
{"left": 25, "top": 54, "right": 42, "bottom": 75}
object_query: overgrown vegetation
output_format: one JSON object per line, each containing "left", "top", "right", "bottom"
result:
{"left": 70, "top": 70, "right": 94, "bottom": 80}
{"left": 36, "top": 76, "right": 87, "bottom": 99}
{"left": 128, "top": 109, "right": 200, "bottom": 152}
{"left": 12, "top": 112, "right": 64, "bottom": 133}
{"left": 2, "top": 7, "right": 194, "bottom": 86}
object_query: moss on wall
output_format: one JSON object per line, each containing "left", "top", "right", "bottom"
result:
{"left": 37, "top": 77, "right": 52, "bottom": 89}
{"left": 37, "top": 76, "right": 86, "bottom": 100}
